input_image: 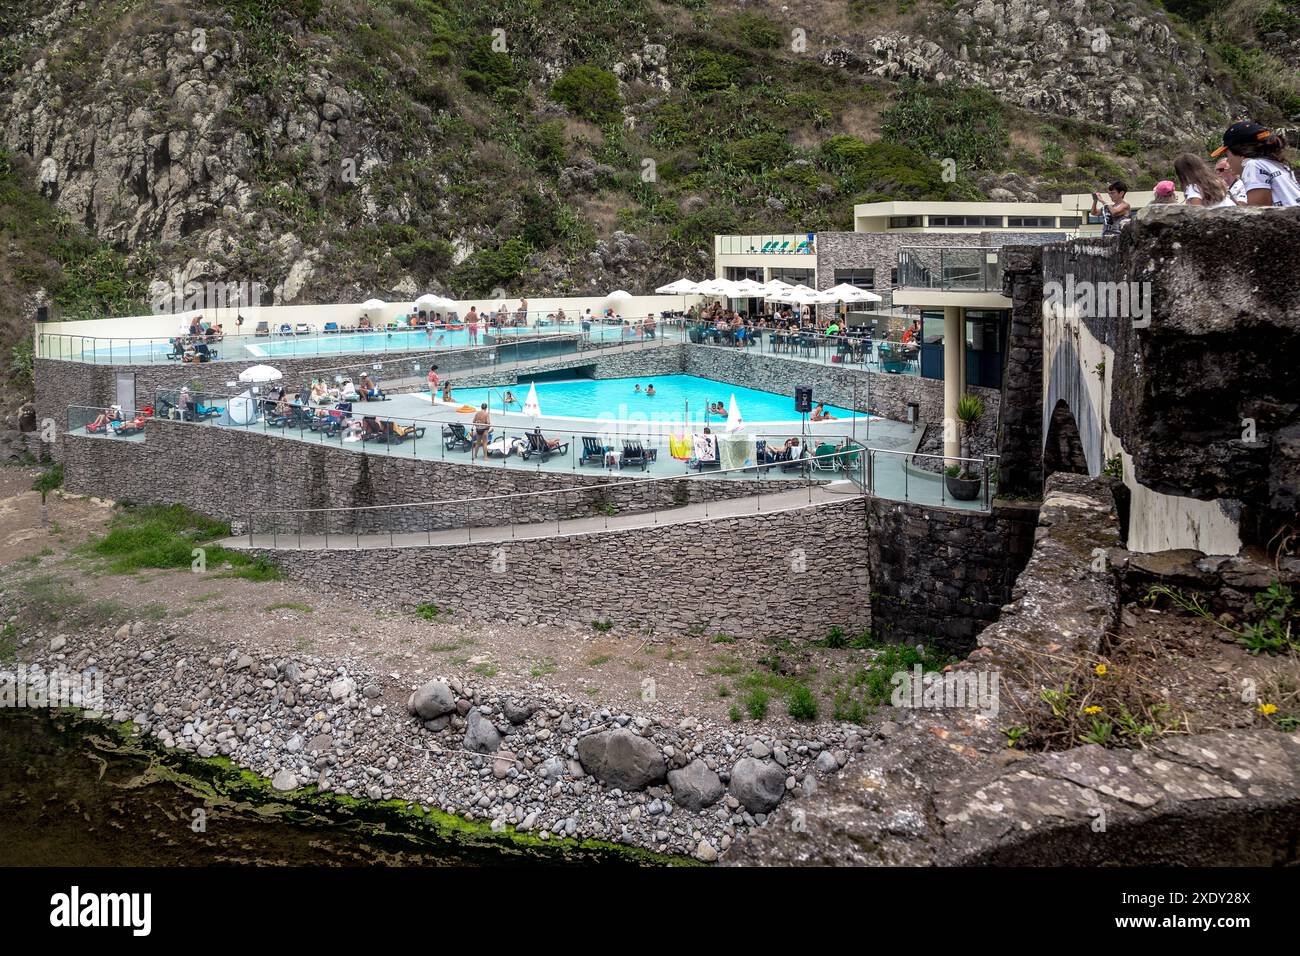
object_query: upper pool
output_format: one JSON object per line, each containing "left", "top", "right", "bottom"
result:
{"left": 445, "top": 375, "right": 862, "bottom": 424}
{"left": 80, "top": 324, "right": 632, "bottom": 363}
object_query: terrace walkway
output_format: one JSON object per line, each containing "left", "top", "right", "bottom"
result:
{"left": 224, "top": 482, "right": 859, "bottom": 551}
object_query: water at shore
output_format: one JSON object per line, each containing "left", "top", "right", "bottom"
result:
{"left": 0, "top": 710, "right": 670, "bottom": 867}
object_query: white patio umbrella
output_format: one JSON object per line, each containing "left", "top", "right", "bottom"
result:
{"left": 606, "top": 289, "right": 633, "bottom": 301}
{"left": 730, "top": 278, "right": 765, "bottom": 296}
{"left": 823, "top": 282, "right": 882, "bottom": 303}
{"left": 237, "top": 364, "right": 282, "bottom": 384}
{"left": 759, "top": 279, "right": 792, "bottom": 296}
{"left": 695, "top": 278, "right": 737, "bottom": 297}
{"left": 654, "top": 279, "right": 699, "bottom": 294}
{"left": 522, "top": 382, "right": 541, "bottom": 419}
{"left": 360, "top": 298, "right": 386, "bottom": 310}
{"left": 655, "top": 278, "right": 699, "bottom": 316}
{"left": 725, "top": 393, "right": 744, "bottom": 433}
{"left": 414, "top": 293, "right": 441, "bottom": 308}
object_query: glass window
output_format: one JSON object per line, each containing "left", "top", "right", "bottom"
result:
{"left": 890, "top": 267, "right": 898, "bottom": 287}
{"left": 724, "top": 267, "right": 762, "bottom": 281}
{"left": 888, "top": 215, "right": 922, "bottom": 228}
{"left": 833, "top": 268, "right": 875, "bottom": 288}
{"left": 768, "top": 267, "right": 814, "bottom": 284}
{"left": 1007, "top": 216, "right": 1056, "bottom": 228}
{"left": 921, "top": 309, "right": 945, "bottom": 345}
{"left": 1058, "top": 216, "right": 1082, "bottom": 228}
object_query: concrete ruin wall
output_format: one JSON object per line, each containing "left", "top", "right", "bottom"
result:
{"left": 863, "top": 496, "right": 1039, "bottom": 654}
{"left": 1038, "top": 205, "right": 1300, "bottom": 552}
{"left": 723, "top": 474, "right": 1300, "bottom": 866}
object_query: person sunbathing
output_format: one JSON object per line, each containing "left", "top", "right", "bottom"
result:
{"left": 533, "top": 427, "right": 563, "bottom": 450}
{"left": 359, "top": 374, "right": 383, "bottom": 399}
{"left": 90, "top": 405, "right": 123, "bottom": 430}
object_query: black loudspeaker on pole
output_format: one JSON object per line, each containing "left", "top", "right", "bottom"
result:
{"left": 35, "top": 306, "right": 49, "bottom": 322}
{"left": 794, "top": 386, "right": 812, "bottom": 414}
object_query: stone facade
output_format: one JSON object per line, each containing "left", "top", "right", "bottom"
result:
{"left": 253, "top": 497, "right": 871, "bottom": 641}
{"left": 60, "top": 419, "right": 801, "bottom": 535}
{"left": 997, "top": 245, "right": 1045, "bottom": 496}
{"left": 864, "top": 495, "right": 1039, "bottom": 653}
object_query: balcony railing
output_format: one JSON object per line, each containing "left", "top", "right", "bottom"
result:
{"left": 715, "top": 234, "right": 816, "bottom": 256}
{"left": 897, "top": 247, "right": 1003, "bottom": 293}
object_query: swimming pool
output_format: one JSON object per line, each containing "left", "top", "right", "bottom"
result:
{"left": 446, "top": 375, "right": 861, "bottom": 424}
{"left": 81, "top": 324, "right": 632, "bottom": 363}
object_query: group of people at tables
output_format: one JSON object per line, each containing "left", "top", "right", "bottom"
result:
{"left": 688, "top": 304, "right": 918, "bottom": 359}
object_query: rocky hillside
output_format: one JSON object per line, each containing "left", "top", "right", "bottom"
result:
{"left": 0, "top": 0, "right": 1294, "bottom": 383}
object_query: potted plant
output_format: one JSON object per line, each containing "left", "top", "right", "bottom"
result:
{"left": 944, "top": 393, "right": 985, "bottom": 501}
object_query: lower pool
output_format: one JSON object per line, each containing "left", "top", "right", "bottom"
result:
{"left": 445, "top": 374, "right": 861, "bottom": 423}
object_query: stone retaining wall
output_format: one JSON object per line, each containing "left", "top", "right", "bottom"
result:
{"left": 252, "top": 497, "right": 871, "bottom": 641}
{"left": 864, "top": 495, "right": 1039, "bottom": 654}
{"left": 61, "top": 419, "right": 804, "bottom": 534}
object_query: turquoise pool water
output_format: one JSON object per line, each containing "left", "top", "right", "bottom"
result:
{"left": 447, "top": 375, "right": 861, "bottom": 423}
{"left": 83, "top": 324, "right": 630, "bottom": 363}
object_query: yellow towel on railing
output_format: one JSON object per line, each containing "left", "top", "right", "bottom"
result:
{"left": 669, "top": 433, "right": 692, "bottom": 460}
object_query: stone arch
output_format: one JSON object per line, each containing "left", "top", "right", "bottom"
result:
{"left": 1042, "top": 399, "right": 1089, "bottom": 479}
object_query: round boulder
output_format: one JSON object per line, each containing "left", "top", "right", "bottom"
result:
{"left": 463, "top": 708, "right": 503, "bottom": 754}
{"left": 576, "top": 728, "right": 667, "bottom": 791}
{"left": 408, "top": 680, "right": 456, "bottom": 720}
{"left": 729, "top": 758, "right": 786, "bottom": 814}
{"left": 667, "top": 759, "right": 724, "bottom": 811}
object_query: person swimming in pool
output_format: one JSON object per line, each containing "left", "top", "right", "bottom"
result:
{"left": 502, "top": 389, "right": 517, "bottom": 406}
{"left": 634, "top": 384, "right": 642, "bottom": 393}
{"left": 646, "top": 384, "right": 656, "bottom": 397}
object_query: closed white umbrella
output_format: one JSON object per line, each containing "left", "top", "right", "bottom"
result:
{"left": 414, "top": 294, "right": 441, "bottom": 308}
{"left": 522, "top": 382, "right": 541, "bottom": 419}
{"left": 726, "top": 393, "right": 744, "bottom": 433}
{"left": 606, "top": 290, "right": 633, "bottom": 301}
{"left": 238, "top": 364, "right": 282, "bottom": 384}
{"left": 360, "top": 298, "right": 386, "bottom": 310}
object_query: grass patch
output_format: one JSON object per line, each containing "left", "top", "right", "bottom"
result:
{"left": 426, "top": 641, "right": 463, "bottom": 653}
{"left": 21, "top": 574, "right": 84, "bottom": 622}
{"left": 729, "top": 704, "right": 742, "bottom": 722}
{"left": 592, "top": 618, "right": 614, "bottom": 632}
{"left": 716, "top": 683, "right": 731, "bottom": 698}
{"left": 529, "top": 657, "right": 557, "bottom": 678}
{"left": 711, "top": 634, "right": 735, "bottom": 644}
{"left": 787, "top": 684, "right": 818, "bottom": 721}
{"left": 586, "top": 654, "right": 613, "bottom": 667}
{"left": 742, "top": 688, "right": 769, "bottom": 720}
{"left": 139, "top": 601, "right": 168, "bottom": 620}
{"left": 265, "top": 601, "right": 313, "bottom": 613}
{"left": 473, "top": 662, "right": 499, "bottom": 677}
{"left": 0, "top": 622, "right": 16, "bottom": 664}
{"left": 415, "top": 602, "right": 440, "bottom": 620}
{"left": 82, "top": 504, "right": 281, "bottom": 580}
{"left": 706, "top": 656, "right": 744, "bottom": 676}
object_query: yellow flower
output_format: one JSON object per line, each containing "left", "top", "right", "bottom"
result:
{"left": 1084, "top": 705, "right": 1102, "bottom": 715}
{"left": 1094, "top": 664, "right": 1108, "bottom": 676}
{"left": 1258, "top": 703, "right": 1278, "bottom": 716}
